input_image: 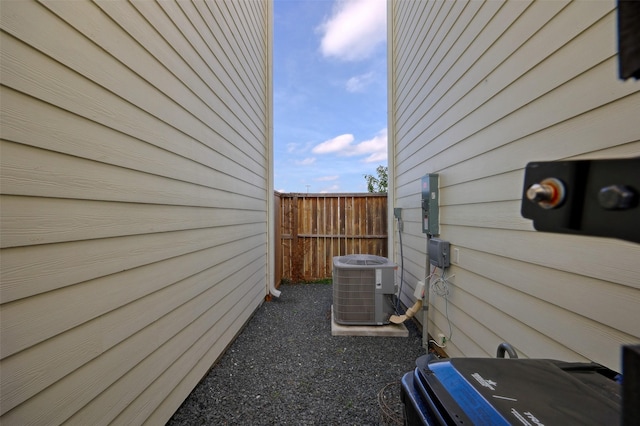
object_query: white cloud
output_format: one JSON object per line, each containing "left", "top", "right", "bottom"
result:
{"left": 316, "top": 175, "right": 339, "bottom": 181}
{"left": 352, "top": 128, "right": 387, "bottom": 162}
{"left": 346, "top": 72, "right": 375, "bottom": 92}
{"left": 312, "top": 134, "right": 354, "bottom": 154}
{"left": 363, "top": 150, "right": 387, "bottom": 163}
{"left": 311, "top": 128, "right": 387, "bottom": 163}
{"left": 318, "top": 0, "right": 386, "bottom": 61}
{"left": 296, "top": 157, "right": 316, "bottom": 166}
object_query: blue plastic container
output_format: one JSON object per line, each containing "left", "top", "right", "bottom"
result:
{"left": 401, "top": 356, "right": 620, "bottom": 425}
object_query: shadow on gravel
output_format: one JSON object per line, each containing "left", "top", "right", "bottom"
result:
{"left": 167, "top": 283, "right": 426, "bottom": 426}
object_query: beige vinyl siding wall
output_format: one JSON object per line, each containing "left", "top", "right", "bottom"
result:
{"left": 0, "top": 1, "right": 271, "bottom": 424}
{"left": 389, "top": 0, "right": 640, "bottom": 373}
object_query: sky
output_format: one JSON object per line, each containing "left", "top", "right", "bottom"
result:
{"left": 273, "top": 0, "right": 387, "bottom": 193}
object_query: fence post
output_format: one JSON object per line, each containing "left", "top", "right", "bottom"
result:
{"left": 291, "top": 195, "right": 302, "bottom": 282}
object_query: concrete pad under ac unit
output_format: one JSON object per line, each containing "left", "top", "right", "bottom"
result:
{"left": 330, "top": 306, "right": 409, "bottom": 337}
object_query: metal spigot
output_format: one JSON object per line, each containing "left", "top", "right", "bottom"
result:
{"left": 526, "top": 177, "right": 566, "bottom": 209}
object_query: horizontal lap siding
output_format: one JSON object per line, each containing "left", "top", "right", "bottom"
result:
{"left": 390, "top": 0, "right": 640, "bottom": 371}
{"left": 0, "top": 0, "right": 270, "bottom": 424}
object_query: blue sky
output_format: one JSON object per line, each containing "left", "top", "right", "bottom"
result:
{"left": 273, "top": 0, "right": 387, "bottom": 193}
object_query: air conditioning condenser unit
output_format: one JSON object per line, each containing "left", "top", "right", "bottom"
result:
{"left": 332, "top": 254, "right": 397, "bottom": 325}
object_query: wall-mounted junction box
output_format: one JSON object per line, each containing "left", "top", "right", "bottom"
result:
{"left": 421, "top": 174, "right": 439, "bottom": 235}
{"left": 429, "top": 238, "right": 450, "bottom": 269}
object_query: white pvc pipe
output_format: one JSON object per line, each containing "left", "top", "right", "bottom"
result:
{"left": 270, "top": 283, "right": 281, "bottom": 298}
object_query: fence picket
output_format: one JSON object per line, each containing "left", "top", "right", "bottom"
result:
{"left": 274, "top": 192, "right": 387, "bottom": 284}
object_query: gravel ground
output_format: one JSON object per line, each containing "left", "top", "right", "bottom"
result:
{"left": 167, "top": 282, "right": 427, "bottom": 425}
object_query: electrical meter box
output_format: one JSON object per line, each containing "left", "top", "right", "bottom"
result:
{"left": 429, "top": 238, "right": 450, "bottom": 269}
{"left": 421, "top": 174, "right": 439, "bottom": 235}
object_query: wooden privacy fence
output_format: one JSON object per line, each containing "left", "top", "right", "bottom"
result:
{"left": 274, "top": 192, "right": 388, "bottom": 284}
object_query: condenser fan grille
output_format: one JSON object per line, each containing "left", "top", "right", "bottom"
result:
{"left": 341, "top": 255, "right": 387, "bottom": 266}
{"left": 333, "top": 268, "right": 376, "bottom": 323}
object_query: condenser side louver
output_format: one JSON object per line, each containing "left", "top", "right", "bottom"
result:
{"left": 332, "top": 254, "right": 397, "bottom": 325}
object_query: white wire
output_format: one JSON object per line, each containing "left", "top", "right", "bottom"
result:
{"left": 430, "top": 267, "right": 452, "bottom": 297}
{"left": 428, "top": 339, "right": 447, "bottom": 349}
{"left": 429, "top": 266, "right": 454, "bottom": 342}
{"left": 423, "top": 265, "right": 436, "bottom": 285}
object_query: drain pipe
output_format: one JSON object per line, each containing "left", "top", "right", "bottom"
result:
{"left": 266, "top": 0, "right": 279, "bottom": 301}
{"left": 270, "top": 282, "right": 281, "bottom": 298}
{"left": 390, "top": 282, "right": 425, "bottom": 324}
